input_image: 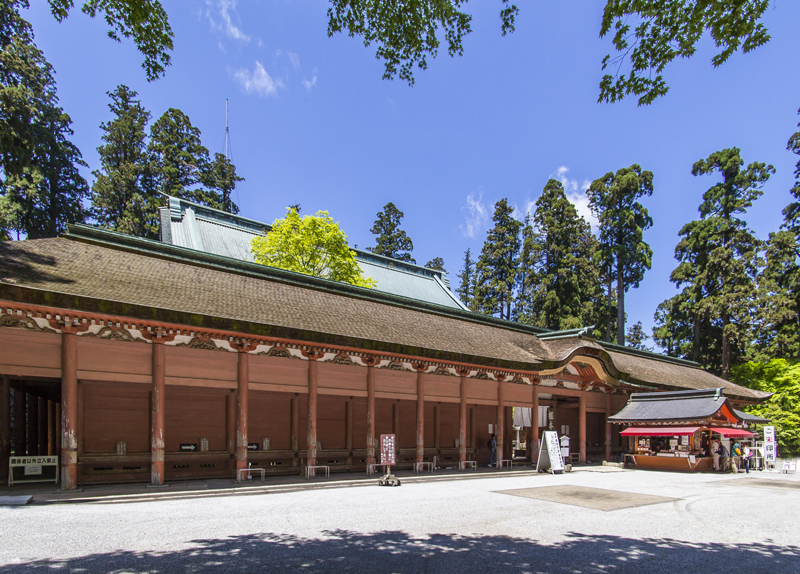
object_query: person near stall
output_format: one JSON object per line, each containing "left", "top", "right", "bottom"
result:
{"left": 711, "top": 438, "right": 723, "bottom": 471}
{"left": 743, "top": 445, "right": 752, "bottom": 473}
{"left": 731, "top": 441, "right": 742, "bottom": 474}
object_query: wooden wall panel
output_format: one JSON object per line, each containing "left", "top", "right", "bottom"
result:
{"left": 475, "top": 404, "right": 498, "bottom": 465}
{"left": 585, "top": 391, "right": 611, "bottom": 409}
{"left": 317, "top": 362, "right": 367, "bottom": 396}
{"left": 77, "top": 338, "right": 150, "bottom": 382}
{"left": 352, "top": 398, "right": 367, "bottom": 449}
{"left": 248, "top": 391, "right": 291, "bottom": 450}
{"left": 0, "top": 329, "right": 61, "bottom": 377}
{"left": 374, "top": 369, "right": 416, "bottom": 398}
{"left": 424, "top": 403, "right": 435, "bottom": 448}
{"left": 439, "top": 404, "right": 459, "bottom": 449}
{"left": 82, "top": 382, "right": 149, "bottom": 454}
{"left": 375, "top": 400, "right": 393, "bottom": 438}
{"left": 317, "top": 395, "right": 346, "bottom": 450}
{"left": 164, "top": 346, "right": 237, "bottom": 386}
{"left": 165, "top": 387, "right": 227, "bottom": 452}
{"left": 424, "top": 375, "right": 460, "bottom": 403}
{"left": 398, "top": 400, "right": 416, "bottom": 448}
{"left": 504, "top": 383, "right": 533, "bottom": 406}
{"left": 249, "top": 355, "right": 308, "bottom": 393}
{"left": 466, "top": 379, "right": 498, "bottom": 404}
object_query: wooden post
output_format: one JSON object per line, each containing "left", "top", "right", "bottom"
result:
{"left": 226, "top": 391, "right": 236, "bottom": 455}
{"left": 433, "top": 404, "right": 440, "bottom": 450}
{"left": 365, "top": 360, "right": 376, "bottom": 466}
{"left": 531, "top": 380, "right": 540, "bottom": 461}
{"left": 579, "top": 390, "right": 587, "bottom": 463}
{"left": 13, "top": 386, "right": 26, "bottom": 456}
{"left": 291, "top": 396, "right": 299, "bottom": 452}
{"left": 415, "top": 366, "right": 425, "bottom": 464}
{"left": 55, "top": 401, "right": 61, "bottom": 456}
{"left": 392, "top": 402, "right": 399, "bottom": 436}
{"left": 61, "top": 332, "right": 78, "bottom": 489}
{"left": 459, "top": 373, "right": 467, "bottom": 466}
{"left": 469, "top": 406, "right": 475, "bottom": 449}
{"left": 307, "top": 356, "right": 319, "bottom": 474}
{"left": 345, "top": 399, "right": 353, "bottom": 451}
{"left": 37, "top": 396, "right": 47, "bottom": 457}
{"left": 150, "top": 341, "right": 166, "bottom": 485}
{"left": 235, "top": 349, "right": 249, "bottom": 472}
{"left": 47, "top": 400, "right": 55, "bottom": 456}
{"left": 496, "top": 379, "right": 505, "bottom": 462}
{"left": 605, "top": 392, "right": 612, "bottom": 462}
{"left": 0, "top": 376, "right": 9, "bottom": 483}
{"left": 27, "top": 393, "right": 38, "bottom": 455}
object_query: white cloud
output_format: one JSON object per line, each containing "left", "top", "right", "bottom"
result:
{"left": 302, "top": 70, "right": 318, "bottom": 91}
{"left": 554, "top": 166, "right": 598, "bottom": 230}
{"left": 206, "top": 0, "right": 250, "bottom": 43}
{"left": 288, "top": 52, "right": 301, "bottom": 71}
{"left": 460, "top": 193, "right": 490, "bottom": 239}
{"left": 234, "top": 62, "right": 284, "bottom": 97}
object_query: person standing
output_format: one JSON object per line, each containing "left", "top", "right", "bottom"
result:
{"left": 743, "top": 445, "right": 752, "bottom": 474}
{"left": 731, "top": 441, "right": 741, "bottom": 474}
{"left": 488, "top": 433, "right": 497, "bottom": 467}
{"left": 711, "top": 437, "right": 722, "bottom": 471}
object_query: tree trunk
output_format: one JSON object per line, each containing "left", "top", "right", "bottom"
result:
{"left": 606, "top": 278, "right": 613, "bottom": 342}
{"left": 721, "top": 312, "right": 730, "bottom": 380}
{"left": 616, "top": 262, "right": 625, "bottom": 345}
{"left": 692, "top": 312, "right": 701, "bottom": 363}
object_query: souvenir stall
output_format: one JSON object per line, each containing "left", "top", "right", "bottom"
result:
{"left": 610, "top": 388, "right": 758, "bottom": 472}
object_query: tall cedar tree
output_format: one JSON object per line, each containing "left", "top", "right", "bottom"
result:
{"left": 670, "top": 148, "right": 773, "bottom": 379}
{"left": 148, "top": 108, "right": 209, "bottom": 202}
{"left": 1, "top": 1, "right": 88, "bottom": 239}
{"left": 475, "top": 199, "right": 521, "bottom": 320}
{"left": 367, "top": 202, "right": 415, "bottom": 262}
{"left": 518, "top": 179, "right": 597, "bottom": 330}
{"left": 91, "top": 85, "right": 158, "bottom": 239}
{"left": 424, "top": 257, "right": 446, "bottom": 272}
{"left": 456, "top": 248, "right": 477, "bottom": 310}
{"left": 626, "top": 321, "right": 650, "bottom": 351}
{"left": 588, "top": 165, "right": 654, "bottom": 345}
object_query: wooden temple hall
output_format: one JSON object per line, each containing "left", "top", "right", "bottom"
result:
{"left": 0, "top": 197, "right": 770, "bottom": 489}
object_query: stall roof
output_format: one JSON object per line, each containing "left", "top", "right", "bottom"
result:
{"left": 733, "top": 409, "right": 770, "bottom": 424}
{"left": 620, "top": 426, "right": 702, "bottom": 436}
{"left": 712, "top": 428, "right": 756, "bottom": 438}
{"left": 609, "top": 388, "right": 741, "bottom": 424}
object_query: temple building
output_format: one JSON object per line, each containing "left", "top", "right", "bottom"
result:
{"left": 0, "top": 197, "right": 769, "bottom": 488}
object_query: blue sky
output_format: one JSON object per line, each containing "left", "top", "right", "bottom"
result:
{"left": 24, "top": 1, "right": 800, "bottom": 346}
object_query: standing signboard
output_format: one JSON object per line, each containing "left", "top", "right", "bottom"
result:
{"left": 380, "top": 434, "right": 396, "bottom": 465}
{"left": 536, "top": 430, "right": 565, "bottom": 474}
{"left": 764, "top": 426, "right": 776, "bottom": 467}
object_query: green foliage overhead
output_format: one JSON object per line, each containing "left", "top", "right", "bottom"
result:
{"left": 251, "top": 208, "right": 376, "bottom": 289}
{"left": 588, "top": 164, "right": 654, "bottom": 345}
{"left": 47, "top": 0, "right": 173, "bottom": 81}
{"left": 626, "top": 321, "right": 651, "bottom": 351}
{"left": 732, "top": 359, "right": 800, "bottom": 456}
{"left": 599, "top": 1, "right": 771, "bottom": 105}
{"left": 368, "top": 202, "right": 415, "bottom": 263}
{"left": 474, "top": 198, "right": 521, "bottom": 320}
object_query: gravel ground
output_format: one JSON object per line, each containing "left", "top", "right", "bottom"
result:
{"left": 2, "top": 469, "right": 799, "bottom": 573}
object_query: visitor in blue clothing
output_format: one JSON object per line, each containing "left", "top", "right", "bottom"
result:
{"left": 488, "top": 434, "right": 497, "bottom": 467}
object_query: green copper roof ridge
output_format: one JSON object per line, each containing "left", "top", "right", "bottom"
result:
{"left": 63, "top": 224, "right": 551, "bottom": 337}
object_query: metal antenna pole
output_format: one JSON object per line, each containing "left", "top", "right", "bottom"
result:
{"left": 225, "top": 99, "right": 229, "bottom": 160}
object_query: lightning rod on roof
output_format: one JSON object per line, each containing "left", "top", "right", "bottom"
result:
{"left": 225, "top": 99, "right": 229, "bottom": 160}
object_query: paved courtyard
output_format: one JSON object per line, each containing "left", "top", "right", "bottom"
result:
{"left": 1, "top": 468, "right": 799, "bottom": 573}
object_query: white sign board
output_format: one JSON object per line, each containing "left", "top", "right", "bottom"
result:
{"left": 8, "top": 456, "right": 59, "bottom": 486}
{"left": 536, "top": 431, "right": 565, "bottom": 474}
{"left": 764, "top": 426, "right": 777, "bottom": 463}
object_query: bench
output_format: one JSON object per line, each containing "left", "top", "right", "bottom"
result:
{"left": 304, "top": 465, "right": 330, "bottom": 479}
{"left": 569, "top": 453, "right": 581, "bottom": 464}
{"left": 499, "top": 459, "right": 513, "bottom": 469}
{"left": 236, "top": 467, "right": 265, "bottom": 483}
{"left": 459, "top": 460, "right": 477, "bottom": 471}
{"left": 414, "top": 461, "right": 433, "bottom": 474}
{"left": 366, "top": 463, "right": 386, "bottom": 476}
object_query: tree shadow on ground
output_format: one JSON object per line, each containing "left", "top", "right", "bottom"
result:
{"left": 3, "top": 530, "right": 798, "bottom": 574}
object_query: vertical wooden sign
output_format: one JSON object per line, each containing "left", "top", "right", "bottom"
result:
{"left": 380, "top": 434, "right": 396, "bottom": 466}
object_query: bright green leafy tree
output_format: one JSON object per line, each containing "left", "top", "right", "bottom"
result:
{"left": 474, "top": 198, "right": 521, "bottom": 320}
{"left": 251, "top": 208, "right": 376, "bottom": 289}
{"left": 367, "top": 202, "right": 415, "bottom": 262}
{"left": 732, "top": 359, "right": 800, "bottom": 456}
{"left": 588, "top": 164, "right": 654, "bottom": 345}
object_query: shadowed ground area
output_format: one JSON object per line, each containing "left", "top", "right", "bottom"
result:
{"left": 712, "top": 478, "right": 800, "bottom": 491}
{"left": 497, "top": 485, "right": 678, "bottom": 511}
{"left": 1, "top": 530, "right": 798, "bottom": 574}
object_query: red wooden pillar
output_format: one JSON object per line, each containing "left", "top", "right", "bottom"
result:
{"left": 235, "top": 349, "right": 249, "bottom": 472}
{"left": 531, "top": 379, "right": 540, "bottom": 461}
{"left": 226, "top": 391, "right": 236, "bottom": 455}
{"left": 150, "top": 341, "right": 166, "bottom": 485}
{"left": 579, "top": 390, "right": 587, "bottom": 463}
{"left": 469, "top": 406, "right": 475, "bottom": 449}
{"left": 392, "top": 402, "right": 400, "bottom": 436}
{"left": 365, "top": 359, "right": 376, "bottom": 466}
{"left": 414, "top": 365, "right": 425, "bottom": 464}
{"left": 291, "top": 396, "right": 299, "bottom": 453}
{"left": 306, "top": 353, "right": 321, "bottom": 474}
{"left": 47, "top": 400, "right": 56, "bottom": 456}
{"left": 37, "top": 396, "right": 47, "bottom": 457}
{"left": 496, "top": 378, "right": 505, "bottom": 462}
{"left": 55, "top": 402, "right": 61, "bottom": 456}
{"left": 13, "top": 387, "right": 26, "bottom": 456}
{"left": 458, "top": 371, "right": 467, "bottom": 466}
{"left": 0, "top": 376, "right": 9, "bottom": 483}
{"left": 61, "top": 332, "right": 78, "bottom": 489}
{"left": 605, "top": 392, "right": 612, "bottom": 462}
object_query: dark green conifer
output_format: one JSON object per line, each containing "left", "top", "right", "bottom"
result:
{"left": 367, "top": 202, "right": 415, "bottom": 262}
{"left": 474, "top": 199, "right": 521, "bottom": 320}
{"left": 456, "top": 248, "right": 476, "bottom": 310}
